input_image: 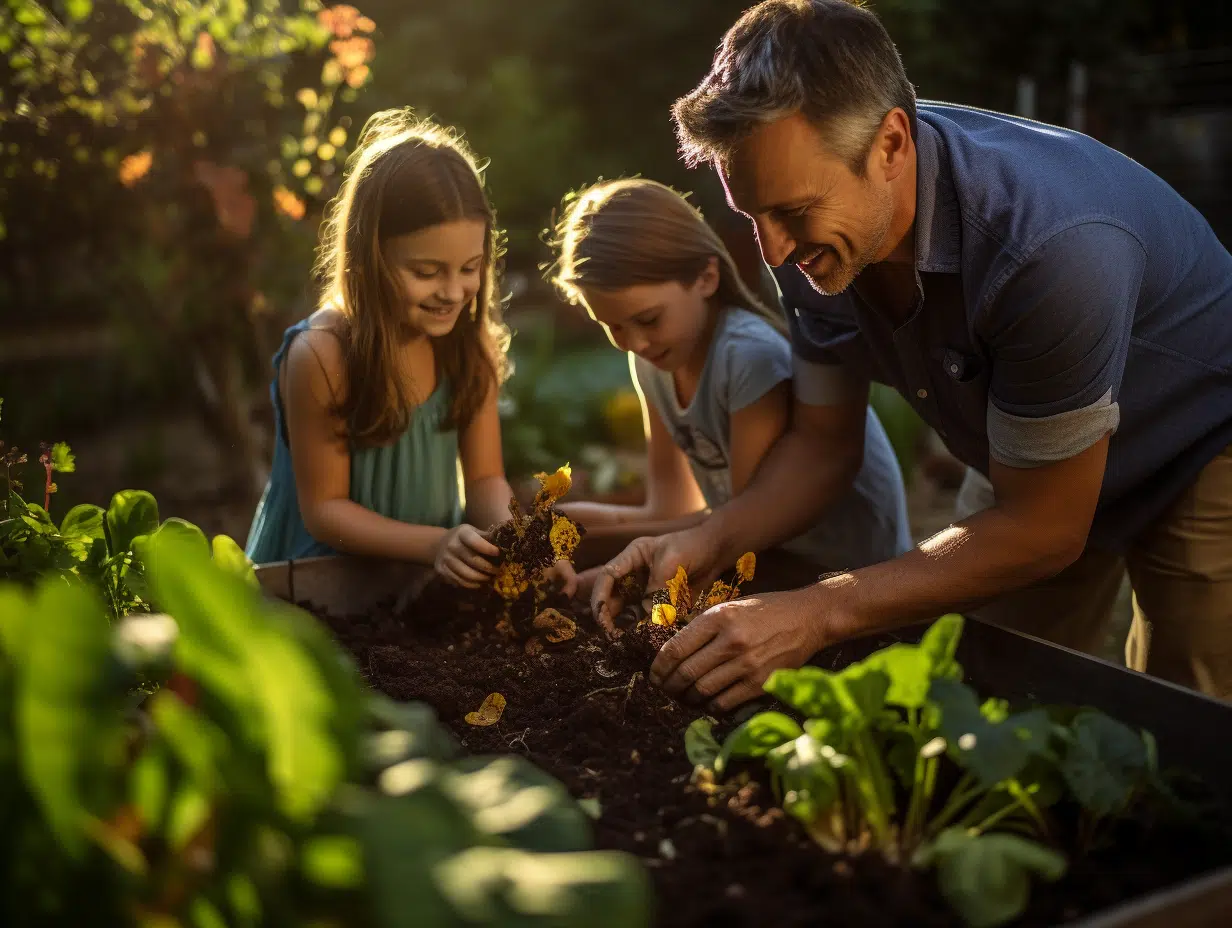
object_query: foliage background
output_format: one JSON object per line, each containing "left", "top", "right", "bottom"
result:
{"left": 0, "top": 0, "right": 1229, "bottom": 543}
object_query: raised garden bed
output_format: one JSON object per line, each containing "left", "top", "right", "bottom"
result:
{"left": 256, "top": 553, "right": 1232, "bottom": 928}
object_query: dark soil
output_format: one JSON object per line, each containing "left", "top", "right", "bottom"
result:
{"left": 311, "top": 583, "right": 1232, "bottom": 928}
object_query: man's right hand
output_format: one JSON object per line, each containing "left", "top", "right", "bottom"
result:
{"left": 589, "top": 526, "right": 724, "bottom": 633}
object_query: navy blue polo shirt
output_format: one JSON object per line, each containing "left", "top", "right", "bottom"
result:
{"left": 773, "top": 102, "right": 1232, "bottom": 551}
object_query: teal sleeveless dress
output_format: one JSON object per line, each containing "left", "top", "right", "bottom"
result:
{"left": 244, "top": 317, "right": 464, "bottom": 564}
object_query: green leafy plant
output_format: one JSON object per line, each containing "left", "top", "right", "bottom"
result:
{"left": 0, "top": 524, "right": 650, "bottom": 927}
{"left": 685, "top": 614, "right": 1174, "bottom": 928}
{"left": 0, "top": 397, "right": 255, "bottom": 622}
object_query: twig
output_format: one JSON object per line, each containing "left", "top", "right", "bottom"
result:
{"left": 507, "top": 728, "right": 531, "bottom": 752}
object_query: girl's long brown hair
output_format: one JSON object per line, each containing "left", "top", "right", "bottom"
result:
{"left": 546, "top": 177, "right": 787, "bottom": 335}
{"left": 314, "top": 108, "right": 509, "bottom": 447}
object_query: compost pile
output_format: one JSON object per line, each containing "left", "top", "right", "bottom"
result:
{"left": 312, "top": 586, "right": 1232, "bottom": 928}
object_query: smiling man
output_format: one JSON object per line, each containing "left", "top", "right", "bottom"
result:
{"left": 591, "top": 0, "right": 1232, "bottom": 707}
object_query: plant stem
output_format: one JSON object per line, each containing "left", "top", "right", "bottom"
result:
{"left": 970, "top": 796, "right": 1027, "bottom": 835}
{"left": 926, "top": 772, "right": 982, "bottom": 837}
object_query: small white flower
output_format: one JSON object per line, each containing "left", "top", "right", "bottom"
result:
{"left": 958, "top": 733, "right": 978, "bottom": 751}
{"left": 920, "top": 736, "right": 947, "bottom": 759}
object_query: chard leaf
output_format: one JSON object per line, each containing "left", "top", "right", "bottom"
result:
{"left": 924, "top": 828, "right": 1066, "bottom": 928}
{"left": 920, "top": 613, "right": 965, "bottom": 680}
{"left": 764, "top": 666, "right": 841, "bottom": 719}
{"left": 930, "top": 679, "right": 1051, "bottom": 788}
{"left": 59, "top": 503, "right": 104, "bottom": 540}
{"left": 835, "top": 662, "right": 890, "bottom": 723}
{"left": 717, "top": 711, "right": 802, "bottom": 774}
{"left": 776, "top": 735, "right": 842, "bottom": 828}
{"left": 684, "top": 717, "right": 721, "bottom": 770}
{"left": 105, "top": 489, "right": 159, "bottom": 556}
{"left": 1059, "top": 710, "right": 1147, "bottom": 817}
{"left": 864, "top": 642, "right": 933, "bottom": 709}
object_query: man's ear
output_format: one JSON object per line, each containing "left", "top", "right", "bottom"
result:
{"left": 867, "top": 107, "right": 912, "bottom": 183}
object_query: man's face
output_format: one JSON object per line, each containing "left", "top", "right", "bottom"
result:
{"left": 719, "top": 111, "right": 896, "bottom": 296}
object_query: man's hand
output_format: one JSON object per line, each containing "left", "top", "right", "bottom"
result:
{"left": 589, "top": 528, "right": 723, "bottom": 633}
{"left": 649, "top": 587, "right": 834, "bottom": 712}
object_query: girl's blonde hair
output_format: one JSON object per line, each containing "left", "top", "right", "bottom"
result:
{"left": 315, "top": 108, "right": 509, "bottom": 446}
{"left": 546, "top": 177, "right": 786, "bottom": 335}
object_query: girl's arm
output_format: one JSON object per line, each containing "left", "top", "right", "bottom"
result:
{"left": 457, "top": 379, "right": 517, "bottom": 530}
{"left": 560, "top": 399, "right": 707, "bottom": 530}
{"left": 728, "top": 379, "right": 792, "bottom": 495}
{"left": 283, "top": 328, "right": 448, "bottom": 563}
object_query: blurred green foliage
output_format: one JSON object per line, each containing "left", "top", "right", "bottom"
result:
{"left": 0, "top": 525, "right": 651, "bottom": 927}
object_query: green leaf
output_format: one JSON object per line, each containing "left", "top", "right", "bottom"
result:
{"left": 17, "top": 578, "right": 119, "bottom": 856}
{"left": 920, "top": 613, "right": 965, "bottom": 680}
{"left": 357, "top": 789, "right": 485, "bottom": 928}
{"left": 367, "top": 695, "right": 458, "bottom": 764}
{"left": 772, "top": 735, "right": 843, "bottom": 827}
{"left": 764, "top": 666, "right": 841, "bottom": 719}
{"left": 835, "top": 661, "right": 890, "bottom": 723}
{"left": 105, "top": 489, "right": 159, "bottom": 555}
{"left": 130, "top": 742, "right": 170, "bottom": 832}
{"left": 434, "top": 846, "right": 652, "bottom": 928}
{"left": 189, "top": 894, "right": 227, "bottom": 928}
{"left": 683, "top": 716, "right": 721, "bottom": 769}
{"left": 211, "top": 533, "right": 257, "bottom": 588}
{"left": 226, "top": 873, "right": 262, "bottom": 927}
{"left": 150, "top": 690, "right": 228, "bottom": 791}
{"left": 717, "top": 711, "right": 802, "bottom": 774}
{"left": 1059, "top": 710, "right": 1147, "bottom": 816}
{"left": 930, "top": 679, "right": 1051, "bottom": 788}
{"left": 925, "top": 828, "right": 1066, "bottom": 928}
{"left": 167, "top": 784, "right": 210, "bottom": 851}
{"left": 60, "top": 503, "right": 104, "bottom": 540}
{"left": 864, "top": 642, "right": 933, "bottom": 709}
{"left": 302, "top": 834, "right": 364, "bottom": 888}
{"left": 49, "top": 441, "right": 75, "bottom": 473}
{"left": 448, "top": 755, "right": 592, "bottom": 853}
{"left": 144, "top": 529, "right": 344, "bottom": 821}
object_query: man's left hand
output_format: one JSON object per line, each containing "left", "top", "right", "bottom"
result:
{"left": 648, "top": 588, "right": 836, "bottom": 712}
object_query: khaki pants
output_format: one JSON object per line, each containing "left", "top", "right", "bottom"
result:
{"left": 959, "top": 445, "right": 1232, "bottom": 702}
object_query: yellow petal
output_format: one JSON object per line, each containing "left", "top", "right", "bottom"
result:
{"left": 665, "top": 564, "right": 691, "bottom": 611}
{"left": 651, "top": 603, "right": 677, "bottom": 627}
{"left": 736, "top": 551, "right": 756, "bottom": 583}
{"left": 464, "top": 693, "right": 506, "bottom": 726}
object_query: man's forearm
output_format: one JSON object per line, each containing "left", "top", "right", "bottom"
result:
{"left": 709, "top": 429, "right": 860, "bottom": 565}
{"left": 818, "top": 504, "right": 1085, "bottom": 640}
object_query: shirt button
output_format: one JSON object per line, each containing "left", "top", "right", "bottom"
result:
{"left": 949, "top": 363, "right": 960, "bottom": 374}
{"left": 916, "top": 388, "right": 928, "bottom": 399}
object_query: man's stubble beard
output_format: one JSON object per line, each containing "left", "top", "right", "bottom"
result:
{"left": 803, "top": 184, "right": 895, "bottom": 297}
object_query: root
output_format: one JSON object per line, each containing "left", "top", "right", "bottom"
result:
{"left": 584, "top": 671, "right": 644, "bottom": 712}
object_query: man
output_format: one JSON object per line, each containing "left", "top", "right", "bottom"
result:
{"left": 591, "top": 0, "right": 1232, "bottom": 708}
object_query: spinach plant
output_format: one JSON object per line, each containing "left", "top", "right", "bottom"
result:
{"left": 685, "top": 614, "right": 1166, "bottom": 928}
{"left": 0, "top": 527, "right": 650, "bottom": 928}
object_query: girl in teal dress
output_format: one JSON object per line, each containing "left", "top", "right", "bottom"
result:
{"left": 245, "top": 109, "right": 520, "bottom": 589}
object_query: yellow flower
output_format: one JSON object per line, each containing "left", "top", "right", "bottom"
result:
{"left": 665, "top": 564, "right": 691, "bottom": 612}
{"left": 736, "top": 552, "right": 756, "bottom": 583}
{"left": 550, "top": 513, "right": 581, "bottom": 560}
{"left": 493, "top": 562, "right": 528, "bottom": 601}
{"left": 702, "top": 580, "right": 732, "bottom": 609}
{"left": 651, "top": 603, "right": 677, "bottom": 627}
{"left": 533, "top": 463, "right": 572, "bottom": 511}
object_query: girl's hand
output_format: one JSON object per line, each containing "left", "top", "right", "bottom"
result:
{"left": 434, "top": 524, "right": 500, "bottom": 588}
{"left": 542, "top": 560, "right": 580, "bottom": 599}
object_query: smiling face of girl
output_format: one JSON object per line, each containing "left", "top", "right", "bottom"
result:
{"left": 381, "top": 217, "right": 488, "bottom": 340}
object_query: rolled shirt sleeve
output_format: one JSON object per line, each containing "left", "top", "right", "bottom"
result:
{"left": 982, "top": 223, "right": 1145, "bottom": 467}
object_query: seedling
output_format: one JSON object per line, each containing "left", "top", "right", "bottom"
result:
{"left": 684, "top": 614, "right": 1170, "bottom": 927}
{"left": 645, "top": 552, "right": 756, "bottom": 627}
{"left": 487, "top": 464, "right": 585, "bottom": 636}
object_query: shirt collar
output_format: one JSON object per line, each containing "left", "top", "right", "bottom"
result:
{"left": 913, "top": 118, "right": 962, "bottom": 273}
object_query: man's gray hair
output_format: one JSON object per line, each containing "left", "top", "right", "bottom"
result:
{"left": 672, "top": 0, "right": 916, "bottom": 172}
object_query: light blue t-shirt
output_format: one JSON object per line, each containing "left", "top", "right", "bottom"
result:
{"left": 633, "top": 307, "right": 912, "bottom": 571}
